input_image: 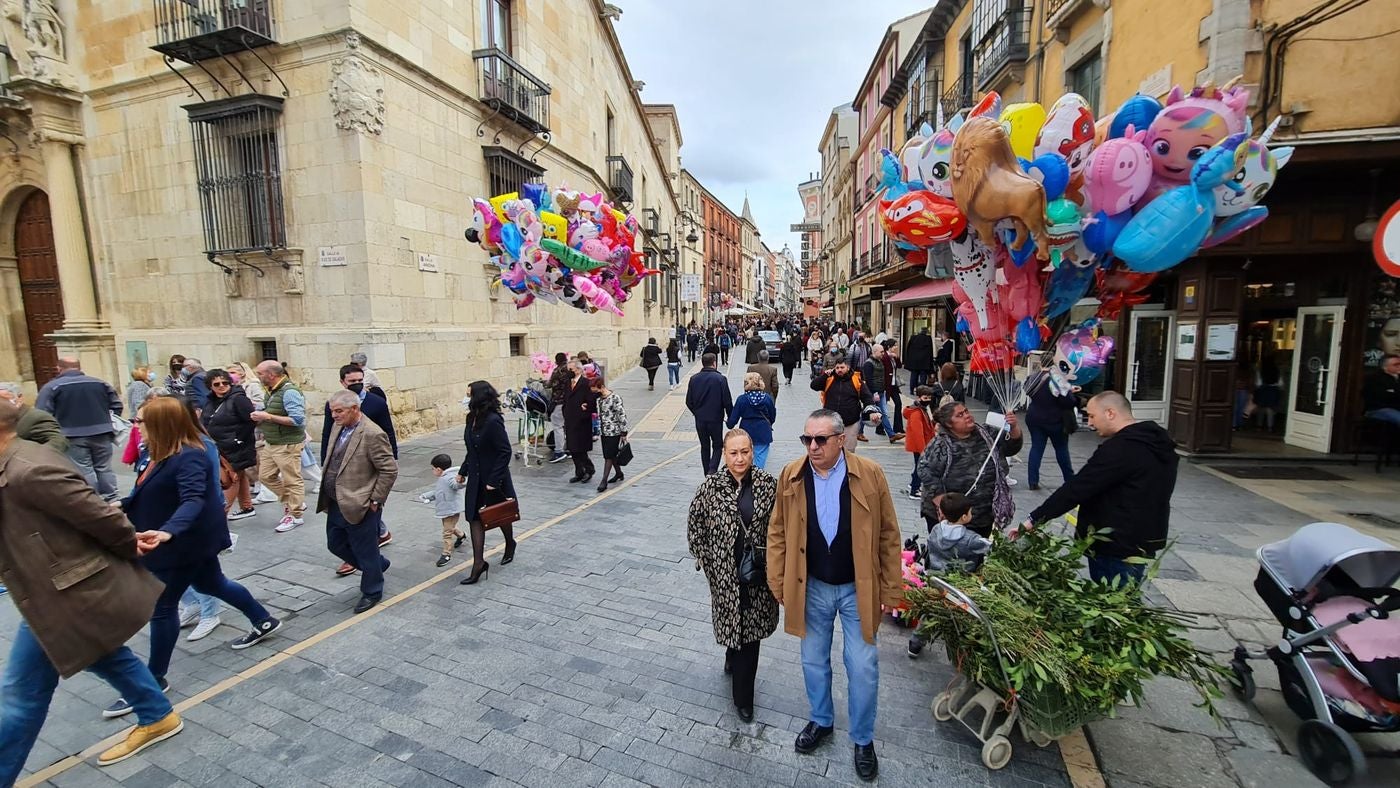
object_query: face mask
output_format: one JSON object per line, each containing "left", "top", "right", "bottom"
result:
{"left": 229, "top": 373, "right": 241, "bottom": 384}
{"left": 347, "top": 382, "right": 365, "bottom": 395}
{"left": 147, "top": 372, "right": 156, "bottom": 382}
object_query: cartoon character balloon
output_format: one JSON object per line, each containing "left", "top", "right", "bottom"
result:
{"left": 903, "top": 126, "right": 957, "bottom": 199}
{"left": 1213, "top": 117, "right": 1292, "bottom": 218}
{"left": 1115, "top": 129, "right": 1252, "bottom": 272}
{"left": 1034, "top": 94, "right": 1097, "bottom": 179}
{"left": 1048, "top": 322, "right": 1115, "bottom": 396}
{"left": 1144, "top": 80, "right": 1249, "bottom": 201}
{"left": 879, "top": 190, "right": 967, "bottom": 249}
{"left": 949, "top": 230, "right": 998, "bottom": 331}
{"left": 950, "top": 116, "right": 1051, "bottom": 259}
{"left": 1083, "top": 124, "right": 1153, "bottom": 216}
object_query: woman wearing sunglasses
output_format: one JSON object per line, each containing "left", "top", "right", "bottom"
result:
{"left": 201, "top": 369, "right": 258, "bottom": 520}
{"left": 686, "top": 428, "right": 778, "bottom": 724}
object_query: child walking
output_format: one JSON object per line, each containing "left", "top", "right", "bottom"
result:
{"left": 420, "top": 453, "right": 467, "bottom": 567}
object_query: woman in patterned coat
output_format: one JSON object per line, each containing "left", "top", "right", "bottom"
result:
{"left": 686, "top": 428, "right": 779, "bottom": 723}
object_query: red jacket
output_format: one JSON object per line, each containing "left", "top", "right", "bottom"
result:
{"left": 903, "top": 404, "right": 936, "bottom": 455}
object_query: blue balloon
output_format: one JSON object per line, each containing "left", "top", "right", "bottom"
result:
{"left": 500, "top": 223, "right": 524, "bottom": 259}
{"left": 1015, "top": 317, "right": 1041, "bottom": 353}
{"left": 520, "top": 182, "right": 547, "bottom": 210}
{"left": 955, "top": 315, "right": 970, "bottom": 334}
{"left": 1110, "top": 94, "right": 1162, "bottom": 139}
{"left": 1082, "top": 210, "right": 1130, "bottom": 255}
{"left": 1044, "top": 262, "right": 1096, "bottom": 318}
{"left": 1025, "top": 153, "right": 1070, "bottom": 200}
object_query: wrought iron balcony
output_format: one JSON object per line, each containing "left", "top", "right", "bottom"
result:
{"left": 607, "top": 155, "right": 634, "bottom": 205}
{"left": 974, "top": 6, "right": 1032, "bottom": 92}
{"left": 941, "top": 76, "right": 973, "bottom": 120}
{"left": 473, "top": 48, "right": 551, "bottom": 135}
{"left": 152, "top": 0, "right": 276, "bottom": 64}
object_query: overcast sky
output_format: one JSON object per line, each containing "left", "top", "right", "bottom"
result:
{"left": 612, "top": 0, "right": 934, "bottom": 261}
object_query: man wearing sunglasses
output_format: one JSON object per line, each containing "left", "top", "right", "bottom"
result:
{"left": 767, "top": 409, "right": 903, "bottom": 782}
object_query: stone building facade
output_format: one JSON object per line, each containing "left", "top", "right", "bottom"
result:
{"left": 0, "top": 0, "right": 683, "bottom": 438}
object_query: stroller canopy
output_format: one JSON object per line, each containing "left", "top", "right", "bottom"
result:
{"left": 1259, "top": 523, "right": 1400, "bottom": 592}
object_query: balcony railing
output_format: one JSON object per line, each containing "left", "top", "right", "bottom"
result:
{"left": 941, "top": 76, "right": 973, "bottom": 119}
{"left": 474, "top": 48, "right": 550, "bottom": 135}
{"left": 607, "top": 155, "right": 634, "bottom": 205}
{"left": 152, "top": 0, "right": 276, "bottom": 64}
{"left": 974, "top": 6, "right": 1032, "bottom": 91}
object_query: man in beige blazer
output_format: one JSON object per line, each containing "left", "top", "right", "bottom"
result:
{"left": 317, "top": 390, "right": 398, "bottom": 613}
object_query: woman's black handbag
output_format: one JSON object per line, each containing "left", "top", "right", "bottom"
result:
{"left": 736, "top": 538, "right": 766, "bottom": 585}
{"left": 616, "top": 439, "right": 634, "bottom": 467}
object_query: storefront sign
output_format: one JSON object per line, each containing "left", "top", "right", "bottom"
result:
{"left": 680, "top": 274, "right": 702, "bottom": 302}
{"left": 1374, "top": 198, "right": 1400, "bottom": 277}
{"left": 1183, "top": 284, "right": 1196, "bottom": 309}
{"left": 1206, "top": 323, "right": 1237, "bottom": 362}
{"left": 1175, "top": 322, "right": 1198, "bottom": 361}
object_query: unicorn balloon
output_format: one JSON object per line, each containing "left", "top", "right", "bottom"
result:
{"left": 1048, "top": 322, "right": 1115, "bottom": 397}
{"left": 1213, "top": 117, "right": 1292, "bottom": 217}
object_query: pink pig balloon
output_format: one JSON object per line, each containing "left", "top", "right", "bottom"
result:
{"left": 573, "top": 274, "right": 624, "bottom": 316}
{"left": 1083, "top": 124, "right": 1152, "bottom": 216}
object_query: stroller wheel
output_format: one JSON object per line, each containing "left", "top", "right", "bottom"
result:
{"left": 931, "top": 691, "right": 955, "bottom": 722}
{"left": 1297, "top": 719, "right": 1365, "bottom": 785}
{"left": 980, "top": 734, "right": 1013, "bottom": 770}
{"left": 1228, "top": 659, "right": 1256, "bottom": 702}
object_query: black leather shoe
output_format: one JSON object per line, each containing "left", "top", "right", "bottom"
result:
{"left": 854, "top": 743, "right": 878, "bottom": 781}
{"left": 353, "top": 596, "right": 380, "bottom": 614}
{"left": 459, "top": 562, "right": 489, "bottom": 585}
{"left": 794, "top": 722, "right": 834, "bottom": 754}
{"left": 501, "top": 542, "right": 516, "bottom": 565}
{"left": 610, "top": 471, "right": 624, "bottom": 483}
{"left": 736, "top": 706, "right": 753, "bottom": 723}
{"left": 568, "top": 475, "right": 584, "bottom": 483}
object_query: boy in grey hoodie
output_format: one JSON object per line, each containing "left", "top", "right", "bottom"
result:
{"left": 420, "top": 454, "right": 467, "bottom": 566}
{"left": 908, "top": 493, "right": 990, "bottom": 658}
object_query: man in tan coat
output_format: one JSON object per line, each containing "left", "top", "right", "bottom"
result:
{"left": 746, "top": 350, "right": 781, "bottom": 404}
{"left": 0, "top": 399, "right": 182, "bottom": 782}
{"left": 318, "top": 389, "right": 398, "bottom": 613}
{"left": 768, "top": 408, "right": 903, "bottom": 782}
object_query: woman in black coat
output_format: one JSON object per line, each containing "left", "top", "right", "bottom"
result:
{"left": 639, "top": 338, "right": 664, "bottom": 390}
{"left": 456, "top": 381, "right": 517, "bottom": 585}
{"left": 201, "top": 369, "right": 257, "bottom": 518}
{"left": 779, "top": 335, "right": 802, "bottom": 385}
{"left": 744, "top": 332, "right": 766, "bottom": 364}
{"left": 562, "top": 358, "right": 599, "bottom": 483}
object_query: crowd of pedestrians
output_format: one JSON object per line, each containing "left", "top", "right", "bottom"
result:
{"left": 0, "top": 316, "right": 1182, "bottom": 784}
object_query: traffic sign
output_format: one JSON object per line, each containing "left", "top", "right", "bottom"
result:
{"left": 1375, "top": 198, "right": 1400, "bottom": 277}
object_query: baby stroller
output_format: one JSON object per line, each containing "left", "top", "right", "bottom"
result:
{"left": 1229, "top": 522, "right": 1400, "bottom": 784}
{"left": 503, "top": 378, "right": 551, "bottom": 466}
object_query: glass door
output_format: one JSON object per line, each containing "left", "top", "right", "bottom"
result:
{"left": 1127, "top": 309, "right": 1174, "bottom": 425}
{"left": 1285, "top": 306, "right": 1346, "bottom": 453}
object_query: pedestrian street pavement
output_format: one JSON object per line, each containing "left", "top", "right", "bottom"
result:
{"left": 9, "top": 353, "right": 1398, "bottom": 787}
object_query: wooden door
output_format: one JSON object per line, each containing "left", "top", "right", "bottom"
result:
{"left": 15, "top": 191, "right": 64, "bottom": 386}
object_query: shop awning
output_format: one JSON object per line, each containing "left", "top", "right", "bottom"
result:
{"left": 884, "top": 278, "right": 955, "bottom": 305}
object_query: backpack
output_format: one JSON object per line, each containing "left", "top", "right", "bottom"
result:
{"left": 821, "top": 371, "right": 863, "bottom": 405}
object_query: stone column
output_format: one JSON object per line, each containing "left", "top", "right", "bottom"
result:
{"left": 10, "top": 79, "right": 117, "bottom": 382}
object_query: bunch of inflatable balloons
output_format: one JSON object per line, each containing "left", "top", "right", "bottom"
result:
{"left": 465, "top": 183, "right": 660, "bottom": 315}
{"left": 879, "top": 78, "right": 1290, "bottom": 389}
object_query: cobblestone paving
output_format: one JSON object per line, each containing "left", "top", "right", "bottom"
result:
{"left": 12, "top": 354, "right": 1397, "bottom": 787}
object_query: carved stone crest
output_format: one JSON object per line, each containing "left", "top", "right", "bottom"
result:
{"left": 1, "top": 0, "right": 72, "bottom": 87}
{"left": 330, "top": 33, "right": 385, "bottom": 136}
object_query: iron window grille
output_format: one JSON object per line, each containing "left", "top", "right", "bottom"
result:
{"left": 973, "top": 4, "right": 1031, "bottom": 91}
{"left": 185, "top": 94, "right": 287, "bottom": 256}
{"left": 607, "top": 155, "right": 634, "bottom": 205}
{"left": 482, "top": 146, "right": 545, "bottom": 200}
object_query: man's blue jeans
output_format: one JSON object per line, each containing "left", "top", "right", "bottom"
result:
{"left": 180, "top": 587, "right": 220, "bottom": 620}
{"left": 68, "top": 433, "right": 119, "bottom": 499}
{"left": 801, "top": 577, "right": 879, "bottom": 746}
{"left": 0, "top": 621, "right": 171, "bottom": 786}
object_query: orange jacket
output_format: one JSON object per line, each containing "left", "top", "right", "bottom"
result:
{"left": 903, "top": 404, "right": 936, "bottom": 454}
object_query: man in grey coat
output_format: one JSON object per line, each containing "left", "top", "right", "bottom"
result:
{"left": 746, "top": 350, "right": 781, "bottom": 405}
{"left": 0, "top": 399, "right": 183, "bottom": 781}
{"left": 0, "top": 382, "right": 67, "bottom": 453}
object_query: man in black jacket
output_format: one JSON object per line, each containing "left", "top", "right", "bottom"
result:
{"left": 905, "top": 329, "right": 935, "bottom": 391}
{"left": 1363, "top": 354, "right": 1400, "bottom": 427}
{"left": 685, "top": 353, "right": 732, "bottom": 475}
{"left": 1021, "top": 391, "right": 1178, "bottom": 587}
{"left": 811, "top": 360, "right": 878, "bottom": 451}
{"left": 859, "top": 345, "right": 904, "bottom": 444}
{"left": 934, "top": 332, "right": 955, "bottom": 368}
